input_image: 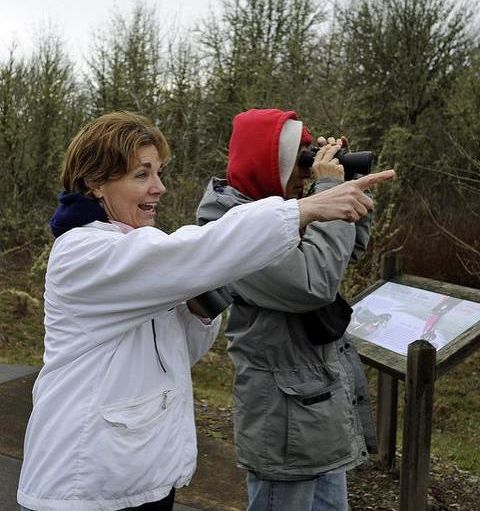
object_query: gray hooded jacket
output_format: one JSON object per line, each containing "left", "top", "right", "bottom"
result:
{"left": 197, "top": 177, "right": 377, "bottom": 480}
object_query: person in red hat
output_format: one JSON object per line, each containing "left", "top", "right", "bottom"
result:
{"left": 197, "top": 108, "right": 378, "bottom": 511}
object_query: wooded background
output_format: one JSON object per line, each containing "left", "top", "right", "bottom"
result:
{"left": 1, "top": 0, "right": 479, "bottom": 293}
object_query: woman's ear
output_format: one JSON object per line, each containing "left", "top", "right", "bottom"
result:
{"left": 91, "top": 188, "right": 103, "bottom": 200}
{"left": 85, "top": 179, "right": 103, "bottom": 199}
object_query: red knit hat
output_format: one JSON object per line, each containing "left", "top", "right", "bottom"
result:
{"left": 227, "top": 109, "right": 313, "bottom": 200}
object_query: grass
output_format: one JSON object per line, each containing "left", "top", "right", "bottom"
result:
{"left": 431, "top": 351, "right": 480, "bottom": 473}
{"left": 1, "top": 257, "right": 479, "bottom": 476}
{"left": 192, "top": 332, "right": 234, "bottom": 409}
{"left": 384, "top": 350, "right": 480, "bottom": 475}
{"left": 0, "top": 263, "right": 45, "bottom": 366}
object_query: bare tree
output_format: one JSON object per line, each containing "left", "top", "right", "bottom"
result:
{"left": 86, "top": 2, "right": 168, "bottom": 117}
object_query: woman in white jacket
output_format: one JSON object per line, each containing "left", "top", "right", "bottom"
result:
{"left": 18, "top": 111, "right": 393, "bottom": 511}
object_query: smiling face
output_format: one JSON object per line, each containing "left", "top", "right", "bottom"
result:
{"left": 92, "top": 145, "right": 166, "bottom": 228}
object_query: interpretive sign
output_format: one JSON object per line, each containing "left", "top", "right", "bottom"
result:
{"left": 348, "top": 251, "right": 480, "bottom": 511}
{"left": 347, "top": 281, "right": 480, "bottom": 355}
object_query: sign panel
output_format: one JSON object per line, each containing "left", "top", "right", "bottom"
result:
{"left": 347, "top": 282, "right": 480, "bottom": 355}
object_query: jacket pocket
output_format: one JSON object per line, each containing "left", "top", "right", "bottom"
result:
{"left": 100, "top": 388, "right": 175, "bottom": 431}
{"left": 273, "top": 369, "right": 354, "bottom": 469}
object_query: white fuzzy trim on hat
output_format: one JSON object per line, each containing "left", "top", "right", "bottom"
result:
{"left": 279, "top": 119, "right": 303, "bottom": 195}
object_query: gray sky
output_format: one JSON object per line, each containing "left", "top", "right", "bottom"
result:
{"left": 0, "top": 0, "right": 221, "bottom": 63}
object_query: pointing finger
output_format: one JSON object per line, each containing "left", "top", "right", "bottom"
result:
{"left": 356, "top": 170, "right": 396, "bottom": 191}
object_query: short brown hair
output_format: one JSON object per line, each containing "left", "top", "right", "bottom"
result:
{"left": 61, "top": 111, "right": 171, "bottom": 194}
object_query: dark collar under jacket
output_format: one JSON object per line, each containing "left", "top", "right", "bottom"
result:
{"left": 50, "top": 191, "right": 109, "bottom": 238}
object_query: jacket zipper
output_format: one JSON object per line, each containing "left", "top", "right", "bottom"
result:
{"left": 151, "top": 319, "right": 167, "bottom": 373}
{"left": 162, "top": 390, "right": 171, "bottom": 410}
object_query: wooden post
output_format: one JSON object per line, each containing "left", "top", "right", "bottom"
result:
{"left": 377, "top": 372, "right": 398, "bottom": 469}
{"left": 400, "top": 340, "right": 436, "bottom": 511}
{"left": 376, "top": 250, "right": 401, "bottom": 469}
{"left": 380, "top": 249, "right": 401, "bottom": 281}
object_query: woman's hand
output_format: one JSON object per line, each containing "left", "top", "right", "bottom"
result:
{"left": 297, "top": 169, "right": 396, "bottom": 227}
{"left": 312, "top": 136, "right": 345, "bottom": 181}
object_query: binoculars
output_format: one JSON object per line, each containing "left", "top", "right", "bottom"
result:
{"left": 298, "top": 146, "right": 374, "bottom": 181}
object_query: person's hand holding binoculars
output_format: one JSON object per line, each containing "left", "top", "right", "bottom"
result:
{"left": 312, "top": 136, "right": 346, "bottom": 181}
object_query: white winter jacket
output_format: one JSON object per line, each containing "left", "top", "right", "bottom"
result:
{"left": 18, "top": 197, "right": 300, "bottom": 511}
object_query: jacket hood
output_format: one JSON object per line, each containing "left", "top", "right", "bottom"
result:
{"left": 197, "top": 178, "right": 250, "bottom": 226}
{"left": 227, "top": 109, "right": 313, "bottom": 200}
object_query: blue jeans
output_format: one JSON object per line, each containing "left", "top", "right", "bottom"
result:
{"left": 246, "top": 470, "right": 348, "bottom": 511}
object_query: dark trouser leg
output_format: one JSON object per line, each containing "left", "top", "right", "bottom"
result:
{"left": 123, "top": 487, "right": 175, "bottom": 511}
